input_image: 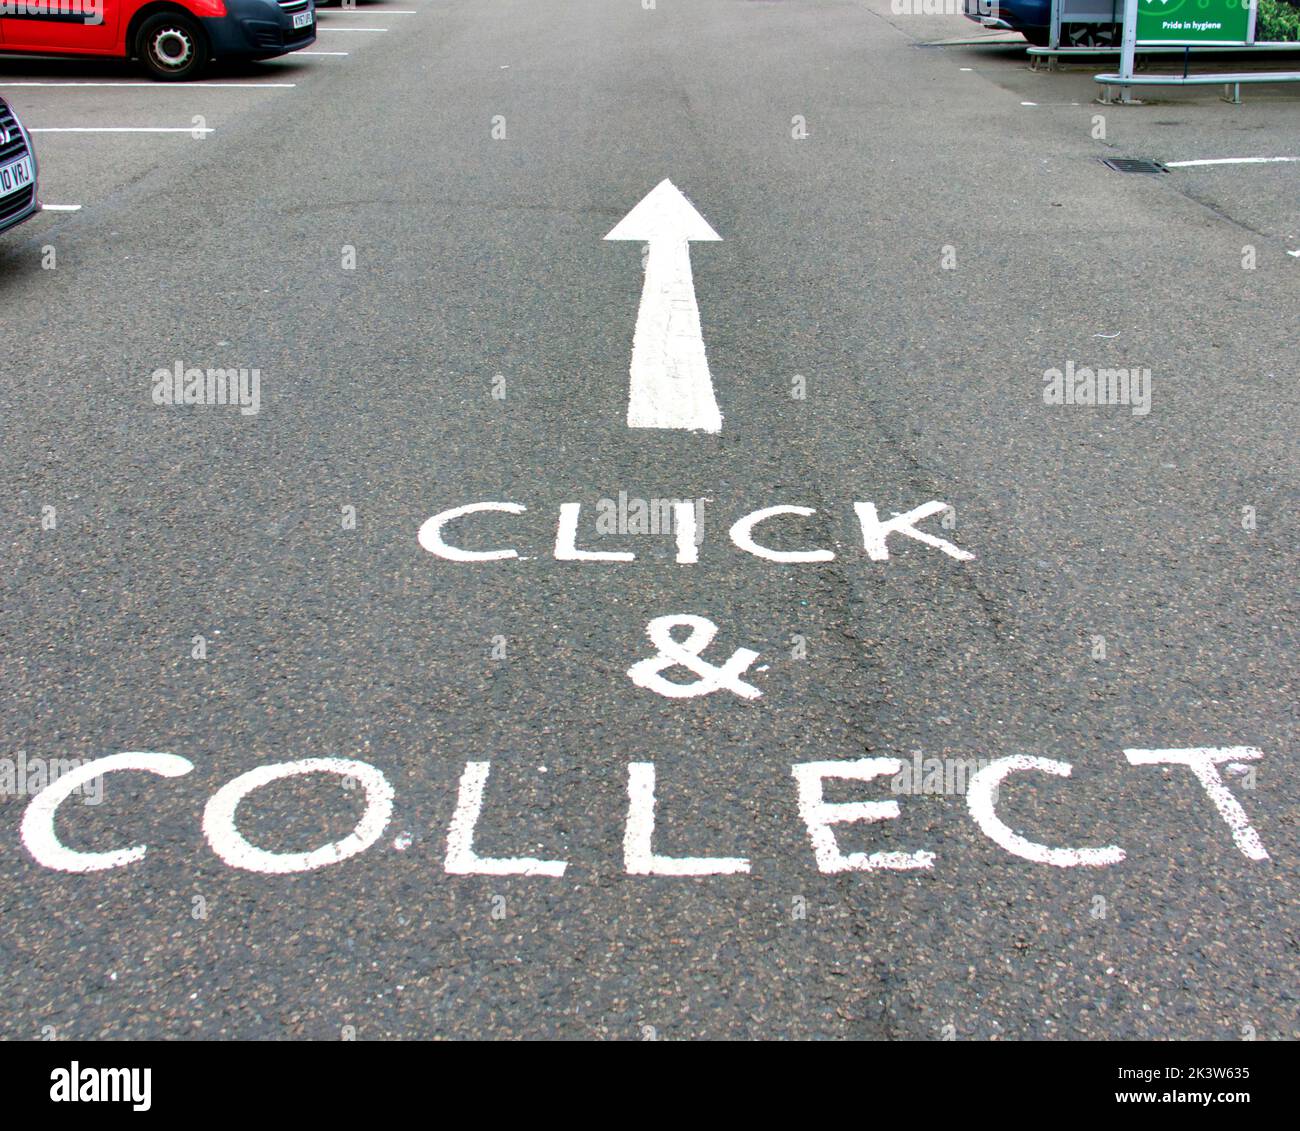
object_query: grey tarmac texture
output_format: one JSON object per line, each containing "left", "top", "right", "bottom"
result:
{"left": 0, "top": 0, "right": 1296, "bottom": 1040}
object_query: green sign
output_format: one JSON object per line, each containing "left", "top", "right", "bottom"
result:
{"left": 1136, "top": 0, "right": 1254, "bottom": 43}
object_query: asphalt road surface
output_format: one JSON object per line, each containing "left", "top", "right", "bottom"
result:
{"left": 1, "top": 0, "right": 1296, "bottom": 1041}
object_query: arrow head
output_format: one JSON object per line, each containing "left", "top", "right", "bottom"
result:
{"left": 604, "top": 179, "right": 721, "bottom": 243}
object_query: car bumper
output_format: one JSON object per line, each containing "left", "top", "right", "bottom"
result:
{"left": 0, "top": 184, "right": 39, "bottom": 235}
{"left": 963, "top": 0, "right": 1015, "bottom": 28}
{"left": 201, "top": 0, "right": 318, "bottom": 60}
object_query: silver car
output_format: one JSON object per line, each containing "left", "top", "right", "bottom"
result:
{"left": 0, "top": 97, "right": 39, "bottom": 236}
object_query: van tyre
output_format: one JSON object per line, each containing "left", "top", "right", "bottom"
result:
{"left": 137, "top": 12, "right": 210, "bottom": 81}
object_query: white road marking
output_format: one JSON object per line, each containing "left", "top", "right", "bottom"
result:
{"left": 444, "top": 762, "right": 567, "bottom": 876}
{"left": 0, "top": 81, "right": 294, "bottom": 88}
{"left": 792, "top": 760, "right": 935, "bottom": 873}
{"left": 673, "top": 500, "right": 698, "bottom": 564}
{"left": 21, "top": 752, "right": 194, "bottom": 873}
{"left": 853, "top": 500, "right": 974, "bottom": 562}
{"left": 418, "top": 501, "right": 523, "bottom": 561}
{"left": 729, "top": 505, "right": 835, "bottom": 563}
{"left": 1124, "top": 747, "right": 1269, "bottom": 861}
{"left": 605, "top": 179, "right": 723, "bottom": 433}
{"left": 202, "top": 757, "right": 393, "bottom": 874}
{"left": 318, "top": 26, "right": 390, "bottom": 31}
{"left": 31, "top": 127, "right": 215, "bottom": 134}
{"left": 16, "top": 745, "right": 1274, "bottom": 879}
{"left": 41, "top": 204, "right": 81, "bottom": 212}
{"left": 554, "top": 501, "right": 633, "bottom": 561}
{"left": 1164, "top": 156, "right": 1298, "bottom": 167}
{"left": 627, "top": 614, "right": 762, "bottom": 700}
{"left": 624, "top": 763, "right": 750, "bottom": 875}
{"left": 967, "top": 756, "right": 1126, "bottom": 867}
{"left": 419, "top": 497, "right": 974, "bottom": 565}
{"left": 297, "top": 50, "right": 351, "bottom": 55}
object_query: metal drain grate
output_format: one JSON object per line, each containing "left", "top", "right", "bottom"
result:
{"left": 1102, "top": 158, "right": 1168, "bottom": 175}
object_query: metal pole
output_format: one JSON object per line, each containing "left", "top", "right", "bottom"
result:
{"left": 1049, "top": 0, "right": 1062, "bottom": 70}
{"left": 1118, "top": 0, "right": 1139, "bottom": 103}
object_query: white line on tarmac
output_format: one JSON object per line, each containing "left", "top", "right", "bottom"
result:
{"left": 0, "top": 81, "right": 294, "bottom": 88}
{"left": 41, "top": 204, "right": 81, "bottom": 211}
{"left": 297, "top": 50, "right": 351, "bottom": 55}
{"left": 318, "top": 26, "right": 390, "bottom": 31}
{"left": 1164, "top": 156, "right": 1299, "bottom": 167}
{"left": 31, "top": 127, "right": 215, "bottom": 133}
{"left": 605, "top": 179, "right": 724, "bottom": 433}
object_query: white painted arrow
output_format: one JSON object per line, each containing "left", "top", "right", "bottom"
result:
{"left": 605, "top": 179, "right": 723, "bottom": 433}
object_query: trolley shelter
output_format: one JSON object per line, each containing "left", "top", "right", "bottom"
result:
{"left": 1098, "top": 0, "right": 1300, "bottom": 102}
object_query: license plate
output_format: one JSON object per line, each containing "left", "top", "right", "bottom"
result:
{"left": 293, "top": 10, "right": 312, "bottom": 29}
{"left": 0, "top": 155, "right": 33, "bottom": 199}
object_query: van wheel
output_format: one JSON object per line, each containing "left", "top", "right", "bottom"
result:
{"left": 137, "top": 13, "right": 210, "bottom": 81}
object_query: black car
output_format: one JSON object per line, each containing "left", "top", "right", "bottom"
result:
{"left": 0, "top": 97, "right": 39, "bottom": 236}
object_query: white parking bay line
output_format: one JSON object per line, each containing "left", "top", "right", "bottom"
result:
{"left": 31, "top": 127, "right": 215, "bottom": 134}
{"left": 1165, "top": 157, "right": 1299, "bottom": 168}
{"left": 318, "top": 27, "right": 390, "bottom": 32}
{"left": 297, "top": 50, "right": 351, "bottom": 55}
{"left": 41, "top": 204, "right": 81, "bottom": 211}
{"left": 0, "top": 81, "right": 294, "bottom": 88}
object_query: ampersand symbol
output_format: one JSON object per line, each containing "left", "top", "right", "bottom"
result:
{"left": 627, "top": 614, "right": 762, "bottom": 700}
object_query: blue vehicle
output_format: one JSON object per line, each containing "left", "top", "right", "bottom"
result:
{"left": 963, "top": 0, "right": 1120, "bottom": 46}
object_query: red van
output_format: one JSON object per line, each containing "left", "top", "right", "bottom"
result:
{"left": 0, "top": 0, "right": 316, "bottom": 81}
